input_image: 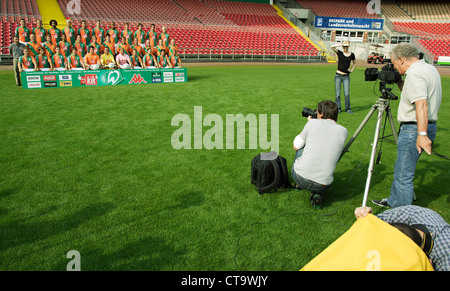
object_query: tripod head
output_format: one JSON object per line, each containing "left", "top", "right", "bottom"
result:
{"left": 379, "top": 82, "right": 398, "bottom": 100}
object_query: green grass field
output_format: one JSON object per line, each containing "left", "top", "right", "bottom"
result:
{"left": 0, "top": 64, "right": 449, "bottom": 271}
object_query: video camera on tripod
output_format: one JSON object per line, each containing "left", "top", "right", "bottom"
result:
{"left": 364, "top": 63, "right": 402, "bottom": 100}
{"left": 340, "top": 63, "right": 403, "bottom": 207}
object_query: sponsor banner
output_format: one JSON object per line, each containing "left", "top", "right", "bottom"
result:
{"left": 27, "top": 82, "right": 41, "bottom": 89}
{"left": 21, "top": 68, "right": 188, "bottom": 89}
{"left": 43, "top": 75, "right": 57, "bottom": 81}
{"left": 27, "top": 75, "right": 41, "bottom": 82}
{"left": 314, "top": 16, "right": 384, "bottom": 30}
{"left": 44, "top": 82, "right": 57, "bottom": 87}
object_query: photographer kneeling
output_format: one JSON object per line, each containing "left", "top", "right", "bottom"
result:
{"left": 292, "top": 100, "right": 348, "bottom": 207}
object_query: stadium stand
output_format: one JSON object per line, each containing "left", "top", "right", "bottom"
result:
{"left": 381, "top": 1, "right": 413, "bottom": 20}
{"left": 57, "top": 0, "right": 229, "bottom": 26}
{"left": 172, "top": 0, "right": 237, "bottom": 26}
{"left": 383, "top": 1, "right": 449, "bottom": 60}
{"left": 295, "top": 0, "right": 380, "bottom": 19}
{"left": 418, "top": 39, "right": 450, "bottom": 60}
{"left": 171, "top": 24, "right": 316, "bottom": 56}
{"left": 392, "top": 22, "right": 450, "bottom": 37}
{"left": 206, "top": 0, "right": 291, "bottom": 28}
{"left": 397, "top": 0, "right": 450, "bottom": 21}
{"left": 53, "top": 0, "right": 319, "bottom": 57}
{"left": 0, "top": 0, "right": 449, "bottom": 63}
{"left": 0, "top": 0, "right": 40, "bottom": 19}
{"left": 1, "top": 0, "right": 41, "bottom": 55}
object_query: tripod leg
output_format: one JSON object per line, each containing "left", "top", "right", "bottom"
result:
{"left": 362, "top": 108, "right": 385, "bottom": 207}
{"left": 339, "top": 104, "right": 378, "bottom": 161}
{"left": 386, "top": 107, "right": 398, "bottom": 145}
{"left": 376, "top": 112, "right": 390, "bottom": 164}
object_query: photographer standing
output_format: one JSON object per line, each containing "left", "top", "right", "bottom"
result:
{"left": 332, "top": 41, "right": 356, "bottom": 114}
{"left": 372, "top": 43, "right": 442, "bottom": 208}
{"left": 292, "top": 100, "right": 348, "bottom": 205}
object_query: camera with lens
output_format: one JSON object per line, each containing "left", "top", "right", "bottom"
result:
{"left": 364, "top": 62, "right": 402, "bottom": 99}
{"left": 302, "top": 107, "right": 317, "bottom": 119}
{"left": 379, "top": 63, "right": 402, "bottom": 84}
{"left": 364, "top": 63, "right": 401, "bottom": 84}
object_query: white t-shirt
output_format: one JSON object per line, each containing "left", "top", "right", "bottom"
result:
{"left": 398, "top": 59, "right": 442, "bottom": 123}
{"left": 293, "top": 119, "right": 347, "bottom": 185}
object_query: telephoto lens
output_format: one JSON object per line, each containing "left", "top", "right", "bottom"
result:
{"left": 302, "top": 107, "right": 317, "bottom": 119}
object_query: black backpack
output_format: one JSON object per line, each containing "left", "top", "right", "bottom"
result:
{"left": 251, "top": 151, "right": 292, "bottom": 194}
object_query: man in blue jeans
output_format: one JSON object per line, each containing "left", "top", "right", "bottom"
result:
{"left": 372, "top": 43, "right": 442, "bottom": 208}
{"left": 292, "top": 100, "right": 347, "bottom": 207}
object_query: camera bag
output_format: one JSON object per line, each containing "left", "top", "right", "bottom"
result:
{"left": 251, "top": 151, "right": 292, "bottom": 194}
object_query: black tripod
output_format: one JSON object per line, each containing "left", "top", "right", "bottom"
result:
{"left": 340, "top": 88, "right": 398, "bottom": 207}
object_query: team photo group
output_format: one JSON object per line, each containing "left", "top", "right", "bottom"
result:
{"left": 10, "top": 18, "right": 182, "bottom": 85}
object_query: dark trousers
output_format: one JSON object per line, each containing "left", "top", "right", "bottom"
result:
{"left": 13, "top": 58, "right": 21, "bottom": 86}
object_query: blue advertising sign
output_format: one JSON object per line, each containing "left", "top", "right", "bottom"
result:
{"left": 315, "top": 16, "right": 384, "bottom": 30}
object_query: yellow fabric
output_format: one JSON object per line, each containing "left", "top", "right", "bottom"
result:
{"left": 301, "top": 214, "right": 434, "bottom": 271}
{"left": 36, "top": 0, "right": 66, "bottom": 30}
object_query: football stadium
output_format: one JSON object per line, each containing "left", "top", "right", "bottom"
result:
{"left": 1, "top": 0, "right": 449, "bottom": 275}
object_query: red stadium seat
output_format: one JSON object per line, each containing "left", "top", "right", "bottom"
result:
{"left": 295, "top": 0, "right": 380, "bottom": 19}
{"left": 41, "top": 0, "right": 317, "bottom": 57}
{"left": 16, "top": 0, "right": 450, "bottom": 59}
{"left": 418, "top": 39, "right": 450, "bottom": 57}
{"left": 393, "top": 22, "right": 450, "bottom": 37}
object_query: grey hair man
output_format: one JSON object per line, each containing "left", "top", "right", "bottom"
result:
{"left": 372, "top": 43, "right": 442, "bottom": 208}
